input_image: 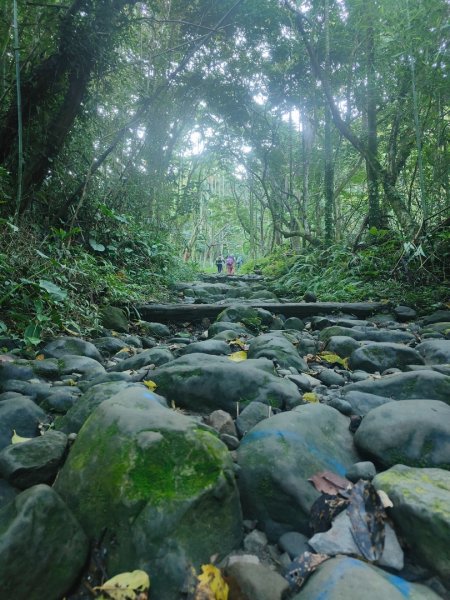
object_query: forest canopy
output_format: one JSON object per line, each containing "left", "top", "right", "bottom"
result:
{"left": 0, "top": 0, "right": 449, "bottom": 338}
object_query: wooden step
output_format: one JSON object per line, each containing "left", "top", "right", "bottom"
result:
{"left": 136, "top": 301, "right": 387, "bottom": 323}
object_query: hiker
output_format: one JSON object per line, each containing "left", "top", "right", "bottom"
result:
{"left": 225, "top": 254, "right": 235, "bottom": 275}
{"left": 215, "top": 255, "right": 224, "bottom": 273}
{"left": 236, "top": 255, "right": 243, "bottom": 270}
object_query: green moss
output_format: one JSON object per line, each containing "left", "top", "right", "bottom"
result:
{"left": 126, "top": 429, "right": 225, "bottom": 505}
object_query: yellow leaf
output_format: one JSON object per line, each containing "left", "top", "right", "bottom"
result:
{"left": 228, "top": 338, "right": 247, "bottom": 349}
{"left": 196, "top": 564, "right": 228, "bottom": 600}
{"left": 94, "top": 570, "right": 150, "bottom": 600}
{"left": 228, "top": 351, "right": 247, "bottom": 362}
{"left": 303, "top": 392, "right": 319, "bottom": 403}
{"left": 318, "top": 352, "right": 349, "bottom": 369}
{"left": 11, "top": 430, "right": 33, "bottom": 444}
{"left": 35, "top": 354, "right": 45, "bottom": 361}
{"left": 143, "top": 380, "right": 158, "bottom": 391}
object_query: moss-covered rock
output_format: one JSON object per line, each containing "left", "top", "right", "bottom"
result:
{"left": 100, "top": 305, "right": 129, "bottom": 332}
{"left": 54, "top": 389, "right": 243, "bottom": 599}
{"left": 216, "top": 304, "right": 274, "bottom": 330}
{"left": 374, "top": 465, "right": 450, "bottom": 583}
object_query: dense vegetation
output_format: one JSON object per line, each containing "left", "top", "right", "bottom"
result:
{"left": 0, "top": 0, "right": 448, "bottom": 343}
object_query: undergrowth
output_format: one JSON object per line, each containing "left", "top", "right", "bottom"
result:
{"left": 251, "top": 230, "right": 449, "bottom": 313}
{"left": 0, "top": 217, "right": 198, "bottom": 346}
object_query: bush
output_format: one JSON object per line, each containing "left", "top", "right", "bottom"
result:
{"left": 0, "top": 215, "right": 189, "bottom": 346}
{"left": 267, "top": 231, "right": 449, "bottom": 312}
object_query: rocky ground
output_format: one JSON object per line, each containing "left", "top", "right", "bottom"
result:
{"left": 0, "top": 273, "right": 449, "bottom": 600}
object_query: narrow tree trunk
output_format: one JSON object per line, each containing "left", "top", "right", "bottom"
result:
{"left": 365, "top": 23, "right": 381, "bottom": 229}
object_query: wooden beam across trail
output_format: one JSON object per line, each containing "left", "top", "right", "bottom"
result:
{"left": 136, "top": 301, "right": 387, "bottom": 323}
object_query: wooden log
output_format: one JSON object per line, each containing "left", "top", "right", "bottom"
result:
{"left": 136, "top": 301, "right": 387, "bottom": 323}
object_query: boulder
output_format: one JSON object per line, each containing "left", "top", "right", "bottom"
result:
{"left": 394, "top": 305, "right": 417, "bottom": 321}
{"left": 416, "top": 340, "right": 450, "bottom": 365}
{"left": 0, "top": 361, "right": 33, "bottom": 387}
{"left": 151, "top": 354, "right": 301, "bottom": 413}
{"left": 58, "top": 355, "right": 105, "bottom": 379}
{"left": 180, "top": 339, "right": 230, "bottom": 356}
{"left": 225, "top": 561, "right": 289, "bottom": 600}
{"left": 208, "top": 322, "right": 250, "bottom": 337}
{"left": 308, "top": 510, "right": 404, "bottom": 570}
{"left": 342, "top": 370, "right": 450, "bottom": 404}
{"left": 320, "top": 326, "right": 415, "bottom": 344}
{"left": 348, "top": 343, "right": 424, "bottom": 373}
{"left": 354, "top": 400, "right": 450, "bottom": 468}
{"left": 247, "top": 332, "right": 308, "bottom": 372}
{"left": 343, "top": 391, "right": 393, "bottom": 416}
{"left": 345, "top": 461, "right": 377, "bottom": 482}
{"left": 215, "top": 304, "right": 274, "bottom": 330}
{"left": 291, "top": 556, "right": 441, "bottom": 600}
{"left": 420, "top": 322, "right": 450, "bottom": 337}
{"left": 237, "top": 404, "right": 360, "bottom": 539}
{"left": 99, "top": 305, "right": 129, "bottom": 332}
{"left": 236, "top": 402, "right": 273, "bottom": 437}
{"left": 42, "top": 337, "right": 103, "bottom": 363}
{"left": 0, "top": 397, "right": 47, "bottom": 451}
{"left": 0, "top": 479, "right": 19, "bottom": 509}
{"left": 54, "top": 382, "right": 165, "bottom": 434}
{"left": 421, "top": 310, "right": 450, "bottom": 325}
{"left": 278, "top": 531, "right": 310, "bottom": 559}
{"left": 0, "top": 430, "right": 68, "bottom": 488}
{"left": 93, "top": 336, "right": 129, "bottom": 356}
{"left": 0, "top": 484, "right": 88, "bottom": 600}
{"left": 54, "top": 390, "right": 243, "bottom": 599}
{"left": 283, "top": 317, "right": 304, "bottom": 331}
{"left": 108, "top": 347, "right": 174, "bottom": 372}
{"left": 137, "top": 321, "right": 171, "bottom": 338}
{"left": 325, "top": 335, "right": 361, "bottom": 358}
{"left": 374, "top": 465, "right": 450, "bottom": 583}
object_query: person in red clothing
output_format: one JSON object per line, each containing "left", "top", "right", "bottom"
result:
{"left": 225, "top": 254, "right": 235, "bottom": 275}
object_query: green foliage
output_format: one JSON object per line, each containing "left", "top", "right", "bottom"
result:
{"left": 269, "top": 231, "right": 449, "bottom": 312}
{"left": 0, "top": 218, "right": 188, "bottom": 345}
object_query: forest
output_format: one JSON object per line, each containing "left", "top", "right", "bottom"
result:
{"left": 0, "top": 0, "right": 449, "bottom": 341}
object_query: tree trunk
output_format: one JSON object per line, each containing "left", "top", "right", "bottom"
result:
{"left": 365, "top": 22, "right": 381, "bottom": 229}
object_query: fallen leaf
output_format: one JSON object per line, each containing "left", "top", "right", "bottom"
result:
{"left": 195, "top": 564, "right": 228, "bottom": 600}
{"left": 308, "top": 471, "right": 352, "bottom": 496}
{"left": 309, "top": 493, "right": 349, "bottom": 533}
{"left": 143, "top": 380, "right": 157, "bottom": 391}
{"left": 94, "top": 570, "right": 150, "bottom": 600}
{"left": 284, "top": 552, "right": 329, "bottom": 590}
{"left": 347, "top": 480, "right": 385, "bottom": 561}
{"left": 377, "top": 489, "right": 394, "bottom": 509}
{"left": 318, "top": 352, "right": 349, "bottom": 369}
{"left": 302, "top": 392, "right": 319, "bottom": 403}
{"left": 35, "top": 354, "right": 45, "bottom": 360}
{"left": 11, "top": 430, "right": 33, "bottom": 444}
{"left": 228, "top": 351, "right": 247, "bottom": 362}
